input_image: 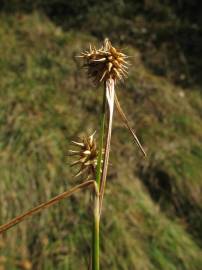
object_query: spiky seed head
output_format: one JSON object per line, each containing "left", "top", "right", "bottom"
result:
{"left": 69, "top": 132, "right": 98, "bottom": 179}
{"left": 80, "top": 38, "right": 129, "bottom": 84}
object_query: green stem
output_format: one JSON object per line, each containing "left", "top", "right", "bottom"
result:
{"left": 92, "top": 85, "right": 106, "bottom": 270}
{"left": 96, "top": 88, "right": 106, "bottom": 188}
{"left": 92, "top": 183, "right": 100, "bottom": 270}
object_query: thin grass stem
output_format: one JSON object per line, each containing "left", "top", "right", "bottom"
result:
{"left": 92, "top": 182, "right": 100, "bottom": 270}
{"left": 92, "top": 84, "right": 106, "bottom": 270}
{"left": 96, "top": 87, "right": 106, "bottom": 189}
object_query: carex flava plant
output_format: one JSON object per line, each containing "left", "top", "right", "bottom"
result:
{"left": 0, "top": 38, "right": 146, "bottom": 270}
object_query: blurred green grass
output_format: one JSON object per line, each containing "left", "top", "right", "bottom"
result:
{"left": 0, "top": 12, "right": 202, "bottom": 270}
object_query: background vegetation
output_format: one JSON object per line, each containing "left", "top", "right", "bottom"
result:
{"left": 0, "top": 1, "right": 202, "bottom": 269}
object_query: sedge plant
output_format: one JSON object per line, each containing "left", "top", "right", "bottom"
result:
{"left": 0, "top": 38, "right": 146, "bottom": 270}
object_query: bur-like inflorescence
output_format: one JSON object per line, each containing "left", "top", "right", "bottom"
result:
{"left": 80, "top": 38, "right": 129, "bottom": 84}
{"left": 69, "top": 132, "right": 98, "bottom": 178}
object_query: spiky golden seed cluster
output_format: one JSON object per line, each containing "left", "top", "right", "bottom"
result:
{"left": 80, "top": 38, "right": 128, "bottom": 83}
{"left": 69, "top": 132, "right": 98, "bottom": 178}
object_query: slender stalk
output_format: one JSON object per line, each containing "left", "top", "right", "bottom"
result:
{"left": 92, "top": 84, "right": 106, "bottom": 270}
{"left": 92, "top": 182, "right": 100, "bottom": 270}
{"left": 96, "top": 87, "right": 106, "bottom": 189}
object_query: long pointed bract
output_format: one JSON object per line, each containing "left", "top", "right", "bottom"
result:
{"left": 99, "top": 78, "right": 115, "bottom": 215}
{"left": 114, "top": 91, "right": 146, "bottom": 157}
{"left": 0, "top": 180, "right": 95, "bottom": 234}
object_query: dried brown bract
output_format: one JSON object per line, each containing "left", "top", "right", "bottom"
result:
{"left": 80, "top": 38, "right": 128, "bottom": 83}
